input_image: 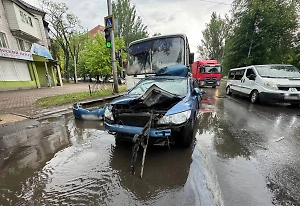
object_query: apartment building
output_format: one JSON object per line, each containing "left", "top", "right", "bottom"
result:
{"left": 0, "top": 0, "right": 57, "bottom": 91}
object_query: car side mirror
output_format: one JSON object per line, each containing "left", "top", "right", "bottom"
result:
{"left": 193, "top": 88, "right": 201, "bottom": 96}
{"left": 248, "top": 74, "right": 256, "bottom": 80}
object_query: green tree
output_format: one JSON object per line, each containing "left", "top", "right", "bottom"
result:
{"left": 289, "top": 32, "right": 300, "bottom": 69}
{"left": 112, "top": 0, "right": 149, "bottom": 47}
{"left": 223, "top": 0, "right": 298, "bottom": 73}
{"left": 40, "top": 0, "right": 81, "bottom": 81}
{"left": 197, "top": 12, "right": 228, "bottom": 61}
{"left": 78, "top": 34, "right": 126, "bottom": 79}
{"left": 69, "top": 31, "right": 89, "bottom": 82}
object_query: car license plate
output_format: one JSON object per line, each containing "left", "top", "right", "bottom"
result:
{"left": 208, "top": 81, "right": 214, "bottom": 84}
{"left": 284, "top": 95, "right": 300, "bottom": 100}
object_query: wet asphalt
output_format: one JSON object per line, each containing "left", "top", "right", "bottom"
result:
{"left": 1, "top": 82, "right": 300, "bottom": 206}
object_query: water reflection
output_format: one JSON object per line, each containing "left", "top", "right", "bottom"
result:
{"left": 0, "top": 117, "right": 71, "bottom": 205}
{"left": 1, "top": 112, "right": 195, "bottom": 205}
{"left": 110, "top": 143, "right": 193, "bottom": 201}
{"left": 197, "top": 106, "right": 251, "bottom": 159}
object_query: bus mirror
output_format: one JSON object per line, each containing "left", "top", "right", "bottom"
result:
{"left": 189, "top": 53, "right": 194, "bottom": 64}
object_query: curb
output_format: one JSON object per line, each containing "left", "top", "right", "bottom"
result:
{"left": 32, "top": 93, "right": 125, "bottom": 119}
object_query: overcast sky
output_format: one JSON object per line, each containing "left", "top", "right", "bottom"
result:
{"left": 24, "top": 0, "right": 233, "bottom": 53}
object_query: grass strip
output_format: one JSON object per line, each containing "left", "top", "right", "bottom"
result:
{"left": 36, "top": 85, "right": 126, "bottom": 107}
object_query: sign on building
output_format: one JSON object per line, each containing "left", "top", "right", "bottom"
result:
{"left": 0, "top": 47, "right": 33, "bottom": 61}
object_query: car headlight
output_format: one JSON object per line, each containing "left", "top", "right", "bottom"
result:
{"left": 104, "top": 106, "right": 114, "bottom": 121}
{"left": 157, "top": 110, "right": 191, "bottom": 125}
{"left": 264, "top": 81, "right": 278, "bottom": 90}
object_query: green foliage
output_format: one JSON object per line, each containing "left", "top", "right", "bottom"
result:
{"left": 69, "top": 32, "right": 89, "bottom": 79}
{"left": 79, "top": 34, "right": 111, "bottom": 77}
{"left": 288, "top": 32, "right": 300, "bottom": 69}
{"left": 112, "top": 0, "right": 149, "bottom": 47}
{"left": 223, "top": 0, "right": 298, "bottom": 74}
{"left": 197, "top": 12, "right": 228, "bottom": 61}
{"left": 36, "top": 85, "right": 126, "bottom": 107}
{"left": 77, "top": 34, "right": 126, "bottom": 78}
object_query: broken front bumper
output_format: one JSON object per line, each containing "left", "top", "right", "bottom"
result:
{"left": 104, "top": 122, "right": 171, "bottom": 138}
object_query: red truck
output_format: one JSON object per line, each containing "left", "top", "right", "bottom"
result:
{"left": 191, "top": 59, "right": 222, "bottom": 88}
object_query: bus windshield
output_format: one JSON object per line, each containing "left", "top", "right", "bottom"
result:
{"left": 255, "top": 65, "right": 300, "bottom": 78}
{"left": 127, "top": 37, "right": 185, "bottom": 75}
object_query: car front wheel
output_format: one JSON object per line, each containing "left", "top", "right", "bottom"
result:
{"left": 175, "top": 119, "right": 194, "bottom": 148}
{"left": 250, "top": 90, "right": 259, "bottom": 103}
{"left": 226, "top": 86, "right": 232, "bottom": 95}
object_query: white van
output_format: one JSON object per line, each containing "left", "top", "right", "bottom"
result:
{"left": 225, "top": 64, "right": 300, "bottom": 106}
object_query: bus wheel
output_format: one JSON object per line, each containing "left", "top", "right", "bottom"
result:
{"left": 226, "top": 86, "right": 232, "bottom": 96}
{"left": 250, "top": 90, "right": 259, "bottom": 103}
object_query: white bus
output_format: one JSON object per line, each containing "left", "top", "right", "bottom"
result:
{"left": 125, "top": 34, "right": 194, "bottom": 90}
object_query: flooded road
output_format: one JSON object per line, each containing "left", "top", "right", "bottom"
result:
{"left": 1, "top": 82, "right": 300, "bottom": 205}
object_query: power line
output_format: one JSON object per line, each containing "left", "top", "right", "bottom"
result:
{"left": 199, "top": 0, "right": 231, "bottom": 5}
{"left": 129, "top": 0, "right": 155, "bottom": 35}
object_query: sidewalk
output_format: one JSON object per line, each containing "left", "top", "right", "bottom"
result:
{"left": 0, "top": 83, "right": 119, "bottom": 124}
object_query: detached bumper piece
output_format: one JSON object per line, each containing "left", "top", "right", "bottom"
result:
{"left": 104, "top": 122, "right": 171, "bottom": 138}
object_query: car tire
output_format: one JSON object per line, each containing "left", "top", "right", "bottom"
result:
{"left": 175, "top": 119, "right": 194, "bottom": 148}
{"left": 290, "top": 103, "right": 299, "bottom": 107}
{"left": 250, "top": 90, "right": 259, "bottom": 103}
{"left": 212, "top": 86, "right": 216, "bottom": 88}
{"left": 226, "top": 86, "right": 232, "bottom": 96}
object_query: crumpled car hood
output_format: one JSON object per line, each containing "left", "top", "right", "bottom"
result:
{"left": 110, "top": 84, "right": 185, "bottom": 111}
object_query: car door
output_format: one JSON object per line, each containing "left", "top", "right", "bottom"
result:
{"left": 227, "top": 70, "right": 238, "bottom": 93}
{"left": 240, "top": 67, "right": 257, "bottom": 95}
{"left": 231, "top": 69, "right": 245, "bottom": 93}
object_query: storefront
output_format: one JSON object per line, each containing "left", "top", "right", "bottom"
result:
{"left": 0, "top": 47, "right": 36, "bottom": 91}
{"left": 0, "top": 44, "right": 61, "bottom": 91}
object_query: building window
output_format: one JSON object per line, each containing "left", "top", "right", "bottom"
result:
{"left": 0, "top": 32, "right": 9, "bottom": 48}
{"left": 26, "top": 41, "right": 32, "bottom": 51}
{"left": 17, "top": 38, "right": 25, "bottom": 51}
{"left": 19, "top": 10, "right": 33, "bottom": 26}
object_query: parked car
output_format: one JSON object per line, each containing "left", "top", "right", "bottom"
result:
{"left": 108, "top": 78, "right": 114, "bottom": 83}
{"left": 226, "top": 64, "right": 300, "bottom": 106}
{"left": 104, "top": 65, "right": 204, "bottom": 148}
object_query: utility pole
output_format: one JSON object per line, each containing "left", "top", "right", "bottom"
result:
{"left": 107, "top": 0, "right": 118, "bottom": 93}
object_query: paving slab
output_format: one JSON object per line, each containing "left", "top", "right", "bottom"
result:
{"left": 0, "top": 83, "right": 119, "bottom": 124}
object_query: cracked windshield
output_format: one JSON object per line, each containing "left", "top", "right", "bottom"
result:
{"left": 1, "top": 0, "right": 300, "bottom": 205}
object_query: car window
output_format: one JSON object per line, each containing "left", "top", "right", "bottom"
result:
{"left": 228, "top": 71, "right": 235, "bottom": 79}
{"left": 128, "top": 78, "right": 188, "bottom": 96}
{"left": 234, "top": 69, "right": 245, "bottom": 80}
{"left": 246, "top": 68, "right": 255, "bottom": 78}
{"left": 255, "top": 65, "right": 300, "bottom": 78}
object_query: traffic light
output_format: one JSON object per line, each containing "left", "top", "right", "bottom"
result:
{"left": 104, "top": 28, "right": 111, "bottom": 48}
